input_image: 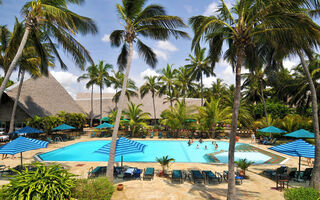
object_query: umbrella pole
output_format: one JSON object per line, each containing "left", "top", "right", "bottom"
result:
{"left": 121, "top": 156, "right": 123, "bottom": 168}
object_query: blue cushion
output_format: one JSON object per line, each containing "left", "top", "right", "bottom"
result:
{"left": 145, "top": 168, "right": 154, "bottom": 175}
{"left": 172, "top": 170, "right": 182, "bottom": 178}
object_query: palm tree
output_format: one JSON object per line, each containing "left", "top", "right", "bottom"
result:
{"left": 140, "top": 75, "right": 160, "bottom": 125}
{"left": 106, "top": 0, "right": 188, "bottom": 180}
{"left": 185, "top": 48, "right": 214, "bottom": 105}
{"left": 155, "top": 155, "right": 175, "bottom": 175}
{"left": 123, "top": 102, "right": 150, "bottom": 137}
{"left": 0, "top": 25, "right": 11, "bottom": 76}
{"left": 175, "top": 66, "right": 197, "bottom": 103}
{"left": 0, "top": 0, "right": 97, "bottom": 102}
{"left": 158, "top": 64, "right": 178, "bottom": 107}
{"left": 189, "top": 1, "right": 306, "bottom": 196}
{"left": 242, "top": 67, "right": 269, "bottom": 125}
{"left": 77, "top": 64, "right": 98, "bottom": 127}
{"left": 95, "top": 61, "right": 112, "bottom": 123}
{"left": 109, "top": 70, "right": 138, "bottom": 105}
{"left": 198, "top": 98, "right": 231, "bottom": 138}
{"left": 160, "top": 100, "right": 196, "bottom": 134}
{"left": 207, "top": 78, "right": 227, "bottom": 100}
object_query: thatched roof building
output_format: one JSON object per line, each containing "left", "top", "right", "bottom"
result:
{"left": 75, "top": 92, "right": 202, "bottom": 119}
{"left": 0, "top": 73, "right": 84, "bottom": 126}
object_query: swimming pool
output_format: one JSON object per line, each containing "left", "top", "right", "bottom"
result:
{"left": 39, "top": 140, "right": 278, "bottom": 164}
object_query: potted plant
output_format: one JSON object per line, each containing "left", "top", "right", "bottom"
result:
{"left": 235, "top": 158, "right": 254, "bottom": 179}
{"left": 156, "top": 155, "right": 175, "bottom": 177}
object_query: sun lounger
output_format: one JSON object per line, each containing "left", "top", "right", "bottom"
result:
{"left": 88, "top": 166, "right": 107, "bottom": 178}
{"left": 166, "top": 133, "right": 171, "bottom": 138}
{"left": 189, "top": 170, "right": 204, "bottom": 184}
{"left": 202, "top": 170, "right": 222, "bottom": 184}
{"left": 158, "top": 132, "right": 163, "bottom": 139}
{"left": 223, "top": 171, "right": 244, "bottom": 184}
{"left": 143, "top": 168, "right": 154, "bottom": 180}
{"left": 133, "top": 169, "right": 142, "bottom": 179}
{"left": 150, "top": 132, "right": 154, "bottom": 138}
{"left": 172, "top": 170, "right": 183, "bottom": 183}
{"left": 123, "top": 167, "right": 136, "bottom": 180}
{"left": 265, "top": 138, "right": 277, "bottom": 145}
{"left": 297, "top": 168, "right": 313, "bottom": 182}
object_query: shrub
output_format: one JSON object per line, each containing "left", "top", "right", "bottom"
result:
{"left": 0, "top": 163, "right": 76, "bottom": 200}
{"left": 284, "top": 187, "right": 320, "bottom": 200}
{"left": 72, "top": 177, "right": 114, "bottom": 200}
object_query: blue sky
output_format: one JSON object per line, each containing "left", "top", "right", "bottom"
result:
{"left": 0, "top": 0, "right": 298, "bottom": 98}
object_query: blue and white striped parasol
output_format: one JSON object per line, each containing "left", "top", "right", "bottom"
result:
{"left": 269, "top": 139, "right": 315, "bottom": 172}
{"left": 10, "top": 126, "right": 43, "bottom": 135}
{"left": 0, "top": 136, "right": 49, "bottom": 167}
{"left": 94, "top": 137, "right": 146, "bottom": 166}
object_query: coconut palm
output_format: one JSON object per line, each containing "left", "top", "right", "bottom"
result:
{"left": 77, "top": 65, "right": 98, "bottom": 127}
{"left": 123, "top": 102, "right": 150, "bottom": 137}
{"left": 158, "top": 64, "right": 178, "bottom": 107}
{"left": 175, "top": 66, "right": 197, "bottom": 103}
{"left": 0, "top": 0, "right": 97, "bottom": 102}
{"left": 206, "top": 78, "right": 227, "bottom": 100}
{"left": 189, "top": 1, "right": 313, "bottom": 197}
{"left": 110, "top": 70, "right": 138, "bottom": 105}
{"left": 106, "top": 0, "right": 188, "bottom": 180}
{"left": 185, "top": 48, "right": 214, "bottom": 105}
{"left": 155, "top": 155, "right": 175, "bottom": 175}
{"left": 0, "top": 25, "right": 11, "bottom": 75}
{"left": 140, "top": 75, "right": 160, "bottom": 125}
{"left": 198, "top": 98, "right": 231, "bottom": 138}
{"left": 95, "top": 61, "right": 112, "bottom": 123}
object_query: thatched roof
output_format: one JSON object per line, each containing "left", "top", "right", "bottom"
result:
{"left": 75, "top": 92, "right": 201, "bottom": 119}
{"left": 5, "top": 72, "right": 84, "bottom": 118}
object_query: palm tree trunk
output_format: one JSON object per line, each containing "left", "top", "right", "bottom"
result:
{"left": 152, "top": 94, "right": 157, "bottom": 125}
{"left": 227, "top": 49, "right": 243, "bottom": 200}
{"left": 297, "top": 50, "right": 320, "bottom": 190}
{"left": 0, "top": 28, "right": 30, "bottom": 102}
{"left": 169, "top": 86, "right": 173, "bottom": 107}
{"left": 200, "top": 73, "right": 203, "bottom": 106}
{"left": 260, "top": 81, "right": 269, "bottom": 126}
{"left": 107, "top": 41, "right": 133, "bottom": 181}
{"left": 90, "top": 85, "right": 93, "bottom": 127}
{"left": 9, "top": 69, "right": 25, "bottom": 133}
{"left": 100, "top": 84, "right": 102, "bottom": 124}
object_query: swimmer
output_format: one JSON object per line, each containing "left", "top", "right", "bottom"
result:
{"left": 196, "top": 144, "right": 199, "bottom": 149}
{"left": 205, "top": 145, "right": 208, "bottom": 150}
{"left": 215, "top": 143, "right": 218, "bottom": 150}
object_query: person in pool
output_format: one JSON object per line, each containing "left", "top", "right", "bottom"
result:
{"left": 196, "top": 144, "right": 199, "bottom": 149}
{"left": 205, "top": 145, "right": 208, "bottom": 150}
{"left": 187, "top": 140, "right": 191, "bottom": 146}
{"left": 199, "top": 138, "right": 203, "bottom": 143}
{"left": 215, "top": 143, "right": 218, "bottom": 150}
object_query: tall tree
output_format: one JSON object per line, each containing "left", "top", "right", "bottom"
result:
{"left": 158, "top": 64, "right": 178, "bottom": 107}
{"left": 140, "top": 75, "right": 160, "bottom": 125}
{"left": 0, "top": 25, "right": 11, "bottom": 76}
{"left": 175, "top": 66, "right": 197, "bottom": 103}
{"left": 106, "top": 0, "right": 188, "bottom": 181}
{"left": 110, "top": 70, "right": 138, "bottom": 105}
{"left": 0, "top": 0, "right": 97, "bottom": 102}
{"left": 77, "top": 64, "right": 98, "bottom": 127}
{"left": 189, "top": 1, "right": 308, "bottom": 198}
{"left": 185, "top": 48, "right": 214, "bottom": 105}
{"left": 95, "top": 61, "right": 112, "bottom": 122}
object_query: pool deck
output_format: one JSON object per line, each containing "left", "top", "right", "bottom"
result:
{"left": 0, "top": 132, "right": 312, "bottom": 200}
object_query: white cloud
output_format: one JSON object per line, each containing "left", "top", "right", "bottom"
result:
{"left": 51, "top": 71, "right": 79, "bottom": 98}
{"left": 101, "top": 34, "right": 110, "bottom": 42}
{"left": 140, "top": 68, "right": 160, "bottom": 79}
{"left": 283, "top": 59, "right": 299, "bottom": 71}
{"left": 203, "top": 2, "right": 219, "bottom": 16}
{"left": 214, "top": 60, "right": 235, "bottom": 85}
{"left": 153, "top": 49, "right": 168, "bottom": 60}
{"left": 156, "top": 40, "right": 178, "bottom": 52}
{"left": 203, "top": 76, "right": 217, "bottom": 88}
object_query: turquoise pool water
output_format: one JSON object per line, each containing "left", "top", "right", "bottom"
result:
{"left": 39, "top": 140, "right": 271, "bottom": 164}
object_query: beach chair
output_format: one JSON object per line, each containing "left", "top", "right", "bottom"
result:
{"left": 88, "top": 166, "right": 107, "bottom": 178}
{"left": 172, "top": 170, "right": 183, "bottom": 183}
{"left": 202, "top": 170, "right": 222, "bottom": 184}
{"left": 158, "top": 132, "right": 163, "bottom": 139}
{"left": 189, "top": 170, "right": 204, "bottom": 184}
{"left": 123, "top": 167, "right": 136, "bottom": 180}
{"left": 299, "top": 168, "right": 313, "bottom": 182}
{"left": 133, "top": 169, "right": 142, "bottom": 179}
{"left": 223, "top": 171, "right": 244, "bottom": 185}
{"left": 150, "top": 132, "right": 154, "bottom": 138}
{"left": 166, "top": 133, "right": 171, "bottom": 138}
{"left": 46, "top": 137, "right": 55, "bottom": 143}
{"left": 265, "top": 138, "right": 277, "bottom": 145}
{"left": 143, "top": 168, "right": 155, "bottom": 180}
